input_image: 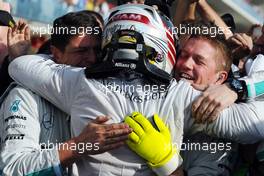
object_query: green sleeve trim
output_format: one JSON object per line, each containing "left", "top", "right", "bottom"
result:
{"left": 255, "top": 81, "right": 264, "bottom": 96}
{"left": 26, "top": 167, "right": 56, "bottom": 176}
{"left": 247, "top": 81, "right": 264, "bottom": 98}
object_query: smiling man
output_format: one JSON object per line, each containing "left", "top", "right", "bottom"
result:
{"left": 176, "top": 32, "right": 231, "bottom": 86}
{"left": 50, "top": 10, "right": 102, "bottom": 67}
{"left": 173, "top": 23, "right": 236, "bottom": 175}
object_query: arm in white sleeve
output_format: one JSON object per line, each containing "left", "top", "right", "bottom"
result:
{"left": 8, "top": 54, "right": 83, "bottom": 114}
{"left": 206, "top": 55, "right": 264, "bottom": 142}
{"left": 0, "top": 87, "right": 63, "bottom": 176}
{"left": 181, "top": 81, "right": 264, "bottom": 144}
{"left": 203, "top": 101, "right": 264, "bottom": 143}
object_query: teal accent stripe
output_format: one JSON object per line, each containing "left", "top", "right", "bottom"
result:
{"left": 255, "top": 81, "right": 264, "bottom": 96}
{"left": 26, "top": 167, "right": 56, "bottom": 176}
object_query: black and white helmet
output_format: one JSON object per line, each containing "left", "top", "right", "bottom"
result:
{"left": 86, "top": 4, "right": 177, "bottom": 83}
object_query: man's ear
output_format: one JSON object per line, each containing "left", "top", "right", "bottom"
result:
{"left": 50, "top": 45, "right": 63, "bottom": 63}
{"left": 215, "top": 71, "right": 228, "bottom": 85}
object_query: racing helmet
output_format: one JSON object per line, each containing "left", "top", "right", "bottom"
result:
{"left": 86, "top": 4, "right": 178, "bottom": 83}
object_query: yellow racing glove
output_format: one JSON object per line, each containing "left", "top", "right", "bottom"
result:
{"left": 125, "top": 112, "right": 182, "bottom": 176}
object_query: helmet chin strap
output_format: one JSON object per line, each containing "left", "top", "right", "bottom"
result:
{"left": 85, "top": 29, "right": 172, "bottom": 84}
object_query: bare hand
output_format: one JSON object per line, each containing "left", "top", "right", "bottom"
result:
{"left": 7, "top": 20, "right": 30, "bottom": 61}
{"left": 191, "top": 83, "right": 238, "bottom": 123}
{"left": 74, "top": 116, "right": 132, "bottom": 155}
{"left": 228, "top": 33, "right": 253, "bottom": 61}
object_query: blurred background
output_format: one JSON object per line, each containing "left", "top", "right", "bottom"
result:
{"left": 1, "top": 0, "right": 263, "bottom": 51}
{"left": 204, "top": 0, "right": 263, "bottom": 31}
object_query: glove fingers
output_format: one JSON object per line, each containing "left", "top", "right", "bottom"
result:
{"left": 131, "top": 112, "right": 152, "bottom": 132}
{"left": 125, "top": 116, "right": 144, "bottom": 137}
{"left": 153, "top": 114, "right": 170, "bottom": 136}
{"left": 128, "top": 131, "right": 140, "bottom": 144}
